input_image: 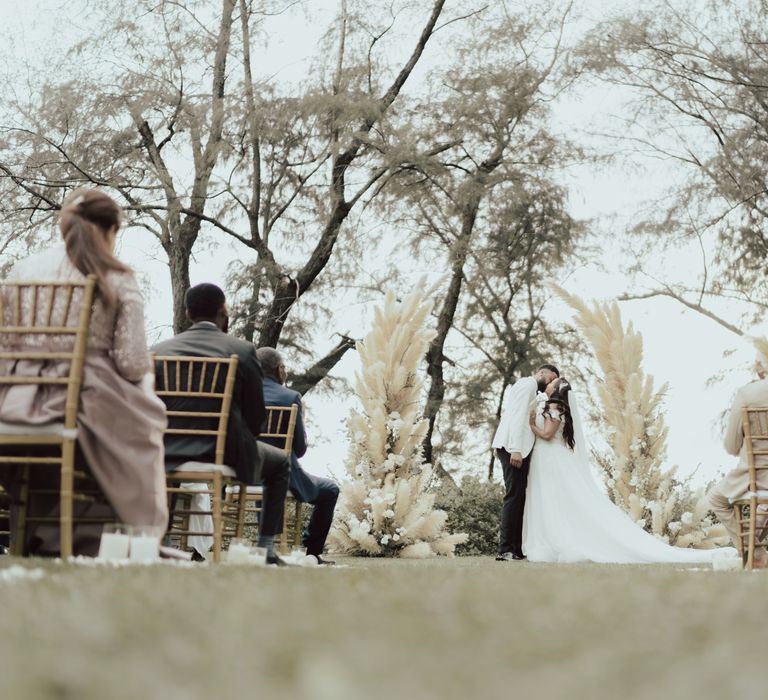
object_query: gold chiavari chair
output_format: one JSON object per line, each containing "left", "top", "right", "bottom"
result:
{"left": 732, "top": 407, "right": 768, "bottom": 570}
{"left": 0, "top": 277, "right": 96, "bottom": 558}
{"left": 224, "top": 404, "right": 302, "bottom": 554}
{"left": 154, "top": 354, "right": 248, "bottom": 563}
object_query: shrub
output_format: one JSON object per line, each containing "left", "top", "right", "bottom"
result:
{"left": 435, "top": 476, "right": 503, "bottom": 556}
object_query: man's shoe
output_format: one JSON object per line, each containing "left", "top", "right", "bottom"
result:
{"left": 266, "top": 552, "right": 289, "bottom": 566}
{"left": 316, "top": 555, "right": 336, "bottom": 566}
{"left": 190, "top": 548, "right": 206, "bottom": 563}
{"left": 496, "top": 551, "right": 526, "bottom": 562}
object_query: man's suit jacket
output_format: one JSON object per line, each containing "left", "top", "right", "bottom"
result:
{"left": 720, "top": 377, "right": 768, "bottom": 501}
{"left": 151, "top": 322, "right": 267, "bottom": 484}
{"left": 491, "top": 376, "right": 538, "bottom": 457}
{"left": 261, "top": 377, "right": 322, "bottom": 502}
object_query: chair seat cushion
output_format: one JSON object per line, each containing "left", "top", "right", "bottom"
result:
{"left": 0, "top": 421, "right": 71, "bottom": 437}
{"left": 225, "top": 484, "right": 264, "bottom": 495}
{"left": 226, "top": 484, "right": 295, "bottom": 498}
{"left": 172, "top": 462, "right": 237, "bottom": 478}
{"left": 731, "top": 490, "right": 768, "bottom": 503}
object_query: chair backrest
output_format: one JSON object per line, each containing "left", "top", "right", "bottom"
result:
{"left": 743, "top": 407, "right": 768, "bottom": 492}
{"left": 261, "top": 405, "right": 298, "bottom": 454}
{"left": 0, "top": 277, "right": 96, "bottom": 430}
{"left": 153, "top": 355, "right": 238, "bottom": 465}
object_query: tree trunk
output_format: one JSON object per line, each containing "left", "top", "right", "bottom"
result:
{"left": 421, "top": 140, "right": 505, "bottom": 477}
{"left": 422, "top": 193, "right": 483, "bottom": 478}
{"left": 257, "top": 276, "right": 301, "bottom": 348}
{"left": 169, "top": 242, "right": 192, "bottom": 334}
{"left": 255, "top": 0, "right": 445, "bottom": 348}
{"left": 287, "top": 335, "right": 356, "bottom": 395}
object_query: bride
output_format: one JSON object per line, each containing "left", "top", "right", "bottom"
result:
{"left": 523, "top": 377, "right": 727, "bottom": 564}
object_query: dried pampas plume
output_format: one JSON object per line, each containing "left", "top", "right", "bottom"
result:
{"left": 329, "top": 277, "right": 468, "bottom": 557}
{"left": 554, "top": 286, "right": 728, "bottom": 549}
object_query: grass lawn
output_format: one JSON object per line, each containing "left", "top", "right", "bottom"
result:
{"left": 0, "top": 555, "right": 763, "bottom": 700}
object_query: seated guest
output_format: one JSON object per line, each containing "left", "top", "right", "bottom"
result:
{"left": 708, "top": 357, "right": 768, "bottom": 565}
{"left": 152, "top": 284, "right": 290, "bottom": 565}
{"left": 256, "top": 347, "right": 339, "bottom": 565}
{"left": 0, "top": 188, "right": 168, "bottom": 555}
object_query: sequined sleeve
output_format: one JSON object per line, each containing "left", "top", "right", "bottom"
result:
{"left": 111, "top": 272, "right": 152, "bottom": 383}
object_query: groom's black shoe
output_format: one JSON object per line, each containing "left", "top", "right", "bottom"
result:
{"left": 496, "top": 551, "right": 526, "bottom": 562}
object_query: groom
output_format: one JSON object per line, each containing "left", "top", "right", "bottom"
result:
{"left": 493, "top": 364, "right": 560, "bottom": 562}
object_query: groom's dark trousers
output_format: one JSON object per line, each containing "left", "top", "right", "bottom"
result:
{"left": 497, "top": 448, "right": 531, "bottom": 555}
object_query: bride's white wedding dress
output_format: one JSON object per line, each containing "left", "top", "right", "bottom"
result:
{"left": 523, "top": 404, "right": 725, "bottom": 564}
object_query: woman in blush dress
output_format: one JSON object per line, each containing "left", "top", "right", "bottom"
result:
{"left": 523, "top": 377, "right": 730, "bottom": 564}
{"left": 0, "top": 189, "right": 168, "bottom": 555}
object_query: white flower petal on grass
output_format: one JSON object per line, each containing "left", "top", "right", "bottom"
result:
{"left": 0, "top": 565, "right": 45, "bottom": 584}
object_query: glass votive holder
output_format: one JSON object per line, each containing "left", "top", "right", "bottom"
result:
{"left": 128, "top": 526, "right": 162, "bottom": 563}
{"left": 227, "top": 538, "right": 252, "bottom": 564}
{"left": 98, "top": 524, "right": 130, "bottom": 560}
{"left": 248, "top": 545, "right": 268, "bottom": 566}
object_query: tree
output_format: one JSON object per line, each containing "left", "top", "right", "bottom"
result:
{"left": 439, "top": 183, "right": 585, "bottom": 479}
{"left": 0, "top": 0, "right": 456, "bottom": 393}
{"left": 382, "top": 2, "right": 581, "bottom": 475}
{"left": 0, "top": 0, "right": 237, "bottom": 333}
{"left": 581, "top": 0, "right": 768, "bottom": 333}
{"left": 221, "top": 0, "right": 447, "bottom": 344}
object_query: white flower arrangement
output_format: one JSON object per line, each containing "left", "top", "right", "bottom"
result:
{"left": 329, "top": 278, "right": 468, "bottom": 558}
{"left": 555, "top": 286, "right": 729, "bottom": 549}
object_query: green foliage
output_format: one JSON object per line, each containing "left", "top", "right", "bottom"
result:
{"left": 435, "top": 475, "right": 503, "bottom": 556}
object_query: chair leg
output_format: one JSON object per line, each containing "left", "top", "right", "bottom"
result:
{"left": 212, "top": 473, "right": 222, "bottom": 564}
{"left": 236, "top": 483, "right": 247, "bottom": 539}
{"left": 747, "top": 499, "right": 757, "bottom": 571}
{"left": 60, "top": 441, "right": 75, "bottom": 559}
{"left": 12, "top": 464, "right": 31, "bottom": 556}
{"left": 734, "top": 504, "right": 745, "bottom": 565}
{"left": 180, "top": 494, "right": 190, "bottom": 551}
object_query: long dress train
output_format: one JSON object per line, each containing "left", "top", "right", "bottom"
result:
{"left": 523, "top": 407, "right": 726, "bottom": 564}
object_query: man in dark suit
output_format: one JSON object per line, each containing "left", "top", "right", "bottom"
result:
{"left": 152, "top": 284, "right": 290, "bottom": 565}
{"left": 256, "top": 347, "right": 339, "bottom": 565}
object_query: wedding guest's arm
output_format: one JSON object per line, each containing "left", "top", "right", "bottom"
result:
{"left": 723, "top": 387, "right": 746, "bottom": 456}
{"left": 111, "top": 273, "right": 153, "bottom": 383}
{"left": 292, "top": 393, "right": 308, "bottom": 458}
{"left": 529, "top": 409, "right": 560, "bottom": 440}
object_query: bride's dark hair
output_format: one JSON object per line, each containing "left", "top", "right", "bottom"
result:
{"left": 543, "top": 378, "right": 575, "bottom": 450}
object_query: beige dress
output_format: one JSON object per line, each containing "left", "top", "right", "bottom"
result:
{"left": 0, "top": 246, "right": 168, "bottom": 555}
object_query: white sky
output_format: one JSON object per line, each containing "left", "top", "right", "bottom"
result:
{"left": 0, "top": 0, "right": 761, "bottom": 487}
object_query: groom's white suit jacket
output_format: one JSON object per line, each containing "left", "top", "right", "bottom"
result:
{"left": 492, "top": 376, "right": 538, "bottom": 457}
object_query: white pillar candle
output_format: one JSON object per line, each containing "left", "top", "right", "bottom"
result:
{"left": 98, "top": 532, "right": 130, "bottom": 560}
{"left": 129, "top": 535, "right": 159, "bottom": 563}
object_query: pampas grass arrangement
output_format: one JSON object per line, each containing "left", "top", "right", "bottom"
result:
{"left": 330, "top": 279, "right": 468, "bottom": 557}
{"left": 555, "top": 287, "right": 728, "bottom": 548}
